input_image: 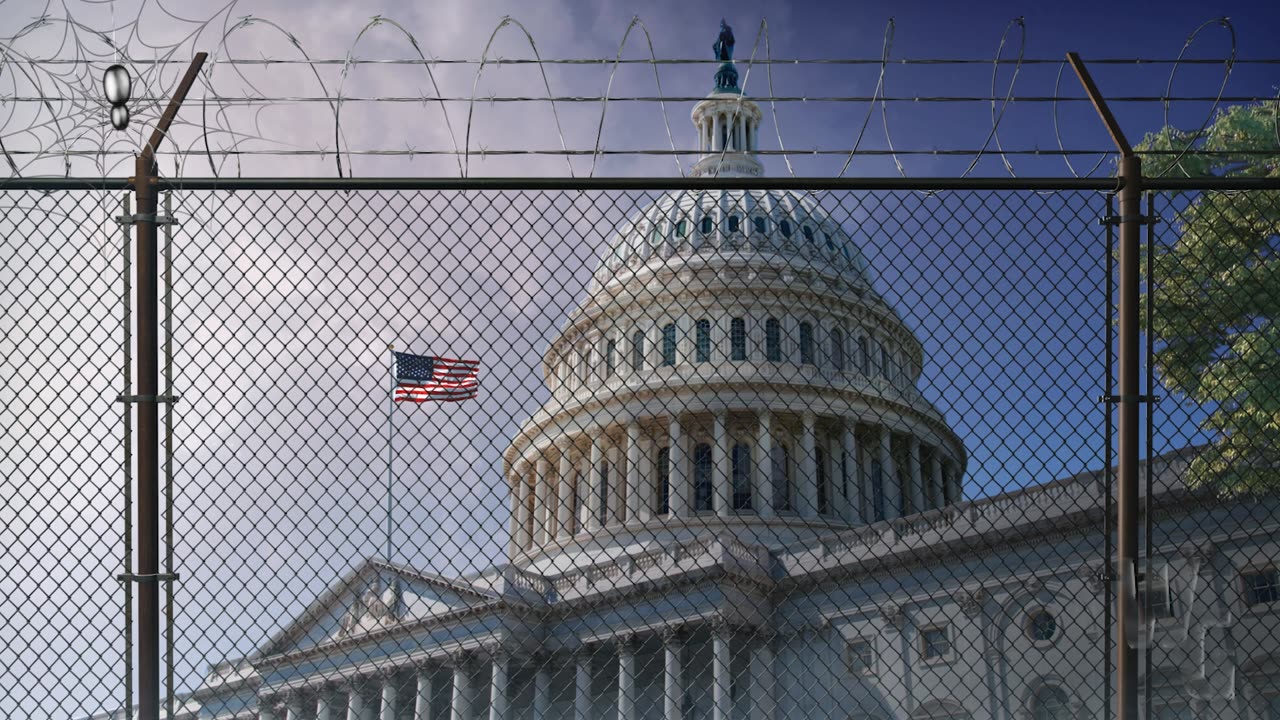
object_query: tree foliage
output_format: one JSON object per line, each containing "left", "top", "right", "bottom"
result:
{"left": 1134, "top": 102, "right": 1280, "bottom": 496}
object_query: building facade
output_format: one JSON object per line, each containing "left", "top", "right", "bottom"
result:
{"left": 189, "top": 28, "right": 1280, "bottom": 720}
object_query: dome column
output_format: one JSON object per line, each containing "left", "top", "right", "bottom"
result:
{"left": 754, "top": 410, "right": 774, "bottom": 518}
{"left": 626, "top": 422, "right": 643, "bottom": 524}
{"left": 662, "top": 628, "right": 685, "bottom": 720}
{"left": 713, "top": 411, "right": 731, "bottom": 517}
{"left": 711, "top": 113, "right": 722, "bottom": 152}
{"left": 879, "top": 428, "right": 900, "bottom": 520}
{"left": 534, "top": 457, "right": 552, "bottom": 545}
{"left": 930, "top": 449, "right": 944, "bottom": 510}
{"left": 799, "top": 412, "right": 819, "bottom": 518}
{"left": 749, "top": 630, "right": 777, "bottom": 720}
{"left": 668, "top": 415, "right": 689, "bottom": 517}
{"left": 511, "top": 465, "right": 531, "bottom": 556}
{"left": 711, "top": 621, "right": 732, "bottom": 720}
{"left": 556, "top": 439, "right": 575, "bottom": 539}
{"left": 842, "top": 423, "right": 862, "bottom": 524}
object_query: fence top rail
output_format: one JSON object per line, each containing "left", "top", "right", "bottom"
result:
{"left": 0, "top": 176, "right": 1276, "bottom": 192}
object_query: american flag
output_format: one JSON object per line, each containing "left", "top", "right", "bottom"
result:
{"left": 392, "top": 352, "right": 480, "bottom": 402}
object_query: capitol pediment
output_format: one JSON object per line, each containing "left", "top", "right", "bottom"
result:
{"left": 258, "top": 559, "right": 497, "bottom": 658}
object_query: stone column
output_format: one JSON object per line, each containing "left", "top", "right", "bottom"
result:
{"left": 533, "top": 656, "right": 552, "bottom": 720}
{"left": 947, "top": 459, "right": 963, "bottom": 505}
{"left": 316, "top": 691, "right": 333, "bottom": 720}
{"left": 415, "top": 668, "right": 433, "bottom": 720}
{"left": 713, "top": 410, "right": 731, "bottom": 517}
{"left": 755, "top": 410, "right": 774, "bottom": 518}
{"left": 712, "top": 621, "right": 732, "bottom": 720}
{"left": 930, "top": 450, "right": 944, "bottom": 509}
{"left": 557, "top": 440, "right": 575, "bottom": 539}
{"left": 627, "top": 422, "right": 643, "bottom": 524}
{"left": 736, "top": 114, "right": 746, "bottom": 152}
{"left": 668, "top": 415, "right": 688, "bottom": 517}
{"left": 662, "top": 628, "right": 684, "bottom": 720}
{"left": 908, "top": 435, "right": 924, "bottom": 515}
{"left": 285, "top": 695, "right": 304, "bottom": 720}
{"left": 512, "top": 467, "right": 531, "bottom": 555}
{"left": 842, "top": 422, "right": 861, "bottom": 524}
{"left": 880, "top": 428, "right": 900, "bottom": 520}
{"left": 259, "top": 701, "right": 278, "bottom": 720}
{"left": 587, "top": 435, "right": 604, "bottom": 531}
{"left": 750, "top": 631, "right": 777, "bottom": 720}
{"left": 712, "top": 113, "right": 722, "bottom": 152}
{"left": 450, "top": 660, "right": 470, "bottom": 720}
{"left": 488, "top": 650, "right": 508, "bottom": 720}
{"left": 574, "top": 649, "right": 592, "bottom": 720}
{"left": 617, "top": 639, "right": 637, "bottom": 720}
{"left": 381, "top": 675, "right": 398, "bottom": 720}
{"left": 799, "top": 412, "right": 819, "bottom": 518}
{"left": 534, "top": 457, "right": 551, "bottom": 545}
{"left": 346, "top": 685, "right": 364, "bottom": 720}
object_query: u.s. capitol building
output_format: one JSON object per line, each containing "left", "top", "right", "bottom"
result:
{"left": 187, "top": 26, "right": 1280, "bottom": 720}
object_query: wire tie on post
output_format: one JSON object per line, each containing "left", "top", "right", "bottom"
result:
{"left": 1098, "top": 394, "right": 1161, "bottom": 404}
{"left": 114, "top": 213, "right": 179, "bottom": 226}
{"left": 116, "top": 573, "right": 180, "bottom": 583}
{"left": 116, "top": 394, "right": 181, "bottom": 404}
{"left": 1097, "top": 214, "right": 1160, "bottom": 226}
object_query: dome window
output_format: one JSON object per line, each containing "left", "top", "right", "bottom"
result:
{"left": 651, "top": 226, "right": 663, "bottom": 247}
{"left": 803, "top": 226, "right": 815, "bottom": 243}
{"left": 780, "top": 220, "right": 792, "bottom": 238}
{"left": 656, "top": 447, "right": 671, "bottom": 515}
{"left": 825, "top": 233, "right": 836, "bottom": 253}
{"left": 605, "top": 338, "right": 617, "bottom": 376}
{"left": 695, "top": 319, "right": 712, "bottom": 363}
{"left": 677, "top": 219, "right": 689, "bottom": 238}
{"left": 799, "top": 322, "right": 815, "bottom": 365}
{"left": 631, "top": 331, "right": 645, "bottom": 371}
{"left": 831, "top": 328, "right": 845, "bottom": 371}
{"left": 727, "top": 215, "right": 740, "bottom": 233}
{"left": 732, "top": 443, "right": 752, "bottom": 510}
{"left": 730, "top": 318, "right": 747, "bottom": 361}
{"left": 661, "top": 324, "right": 678, "bottom": 366}
{"left": 1027, "top": 610, "right": 1057, "bottom": 642}
{"left": 701, "top": 216, "right": 714, "bottom": 234}
{"left": 765, "top": 318, "right": 782, "bottom": 362}
{"left": 753, "top": 216, "right": 767, "bottom": 234}
{"left": 693, "top": 443, "right": 714, "bottom": 512}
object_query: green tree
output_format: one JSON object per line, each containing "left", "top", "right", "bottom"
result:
{"left": 1134, "top": 102, "right": 1280, "bottom": 496}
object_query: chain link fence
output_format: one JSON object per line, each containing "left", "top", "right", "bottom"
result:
{"left": 3, "top": 178, "right": 1277, "bottom": 719}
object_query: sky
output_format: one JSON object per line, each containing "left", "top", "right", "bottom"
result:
{"left": 2, "top": 0, "right": 1279, "bottom": 717}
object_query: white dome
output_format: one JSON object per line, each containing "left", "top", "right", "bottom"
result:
{"left": 593, "top": 189, "right": 874, "bottom": 288}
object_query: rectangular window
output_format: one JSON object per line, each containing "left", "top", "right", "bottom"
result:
{"left": 771, "top": 444, "right": 792, "bottom": 512}
{"left": 799, "top": 322, "right": 815, "bottom": 365}
{"left": 920, "top": 626, "right": 951, "bottom": 661}
{"left": 859, "top": 337, "right": 871, "bottom": 376}
{"left": 1244, "top": 568, "right": 1280, "bottom": 607}
{"left": 695, "top": 319, "right": 712, "bottom": 363}
{"left": 730, "top": 318, "right": 747, "bottom": 361}
{"left": 605, "top": 338, "right": 617, "bottom": 376}
{"left": 1137, "top": 568, "right": 1176, "bottom": 618}
{"left": 845, "top": 639, "right": 875, "bottom": 675}
{"left": 631, "top": 331, "right": 645, "bottom": 371}
{"left": 661, "top": 324, "right": 678, "bottom": 367}
{"left": 732, "top": 443, "right": 752, "bottom": 510}
{"left": 816, "top": 446, "right": 829, "bottom": 515}
{"left": 831, "top": 329, "right": 845, "bottom": 371}
{"left": 871, "top": 459, "right": 886, "bottom": 522}
{"left": 765, "top": 318, "right": 782, "bottom": 362}
{"left": 879, "top": 342, "right": 890, "bottom": 379}
{"left": 598, "top": 460, "right": 610, "bottom": 525}
{"left": 656, "top": 446, "right": 671, "bottom": 515}
{"left": 693, "top": 443, "right": 714, "bottom": 512}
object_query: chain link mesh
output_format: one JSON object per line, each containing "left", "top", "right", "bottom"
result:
{"left": 4, "top": 181, "right": 1278, "bottom": 719}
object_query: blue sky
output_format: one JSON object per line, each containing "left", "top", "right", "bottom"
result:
{"left": 3, "top": 1, "right": 1279, "bottom": 716}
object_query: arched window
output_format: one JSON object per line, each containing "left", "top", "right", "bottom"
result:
{"left": 780, "top": 219, "right": 792, "bottom": 238}
{"left": 656, "top": 446, "right": 671, "bottom": 515}
{"left": 799, "top": 322, "right": 815, "bottom": 365}
{"left": 661, "top": 324, "right": 678, "bottom": 366}
{"left": 771, "top": 443, "right": 793, "bottom": 512}
{"left": 695, "top": 319, "right": 712, "bottom": 363}
{"left": 753, "top": 216, "right": 767, "bottom": 234}
{"left": 728, "top": 215, "right": 740, "bottom": 233}
{"left": 858, "top": 336, "right": 871, "bottom": 376}
{"left": 677, "top": 219, "right": 689, "bottom": 238}
{"left": 802, "top": 225, "right": 814, "bottom": 243}
{"left": 597, "top": 459, "right": 610, "bottom": 526}
{"left": 765, "top": 317, "right": 782, "bottom": 362}
{"left": 816, "top": 445, "right": 829, "bottom": 515}
{"left": 701, "top": 216, "right": 714, "bottom": 234}
{"left": 732, "top": 443, "right": 752, "bottom": 510}
{"left": 605, "top": 338, "right": 617, "bottom": 377}
{"left": 871, "top": 458, "right": 886, "bottom": 522}
{"left": 831, "top": 328, "right": 845, "bottom": 371}
{"left": 631, "top": 331, "right": 645, "bottom": 371}
{"left": 693, "top": 443, "right": 713, "bottom": 512}
{"left": 730, "top": 318, "right": 747, "bottom": 361}
{"left": 1032, "top": 687, "right": 1072, "bottom": 720}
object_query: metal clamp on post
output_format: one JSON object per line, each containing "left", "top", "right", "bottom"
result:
{"left": 1098, "top": 214, "right": 1160, "bottom": 226}
{"left": 116, "top": 394, "right": 181, "bottom": 404}
{"left": 117, "top": 573, "right": 181, "bottom": 584}
{"left": 115, "top": 213, "right": 179, "bottom": 226}
{"left": 1098, "top": 394, "right": 1161, "bottom": 404}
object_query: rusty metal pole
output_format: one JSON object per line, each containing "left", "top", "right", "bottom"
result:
{"left": 1067, "top": 52, "right": 1141, "bottom": 720}
{"left": 129, "top": 52, "right": 206, "bottom": 720}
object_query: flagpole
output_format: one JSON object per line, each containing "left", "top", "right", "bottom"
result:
{"left": 387, "top": 343, "right": 395, "bottom": 565}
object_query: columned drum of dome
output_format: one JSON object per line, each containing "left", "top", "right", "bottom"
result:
{"left": 502, "top": 52, "right": 967, "bottom": 568}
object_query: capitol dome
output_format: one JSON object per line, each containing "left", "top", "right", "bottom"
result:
{"left": 502, "top": 55, "right": 966, "bottom": 575}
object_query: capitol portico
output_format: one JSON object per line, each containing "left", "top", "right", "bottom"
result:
{"left": 183, "top": 23, "right": 1280, "bottom": 720}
